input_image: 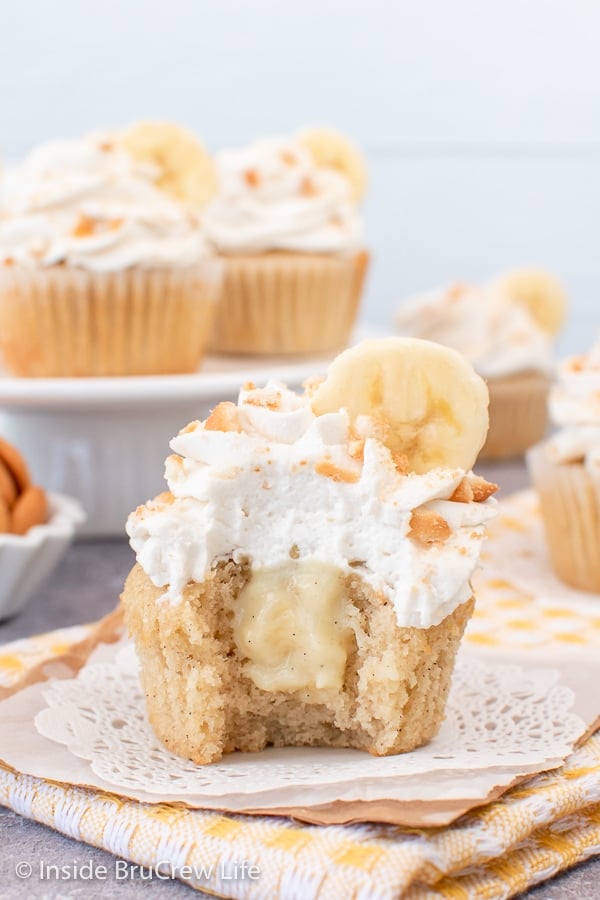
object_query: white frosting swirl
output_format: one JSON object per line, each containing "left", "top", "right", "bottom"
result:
{"left": 395, "top": 282, "right": 553, "bottom": 378}
{"left": 546, "top": 339, "right": 600, "bottom": 470}
{"left": 202, "top": 137, "right": 363, "bottom": 254}
{"left": 0, "top": 137, "right": 212, "bottom": 271}
{"left": 127, "top": 381, "right": 496, "bottom": 629}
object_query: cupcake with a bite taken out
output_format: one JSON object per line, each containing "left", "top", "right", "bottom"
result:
{"left": 203, "top": 129, "right": 369, "bottom": 356}
{"left": 123, "top": 337, "right": 496, "bottom": 764}
{"left": 0, "top": 123, "right": 222, "bottom": 377}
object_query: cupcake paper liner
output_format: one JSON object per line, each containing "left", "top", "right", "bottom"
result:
{"left": 209, "top": 250, "right": 369, "bottom": 355}
{"left": 528, "top": 443, "right": 600, "bottom": 592}
{"left": 479, "top": 371, "right": 550, "bottom": 460}
{"left": 0, "top": 263, "right": 223, "bottom": 377}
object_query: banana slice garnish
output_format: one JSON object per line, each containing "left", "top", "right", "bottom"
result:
{"left": 121, "top": 120, "right": 218, "bottom": 208}
{"left": 297, "top": 127, "right": 367, "bottom": 202}
{"left": 312, "top": 337, "right": 489, "bottom": 474}
{"left": 493, "top": 267, "right": 567, "bottom": 335}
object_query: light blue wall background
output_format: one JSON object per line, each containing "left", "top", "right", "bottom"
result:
{"left": 2, "top": 0, "right": 599, "bottom": 353}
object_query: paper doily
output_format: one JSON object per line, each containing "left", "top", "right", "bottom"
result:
{"left": 34, "top": 643, "right": 584, "bottom": 799}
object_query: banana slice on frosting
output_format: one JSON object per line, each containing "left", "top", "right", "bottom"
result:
{"left": 297, "top": 127, "right": 367, "bottom": 202}
{"left": 312, "top": 337, "right": 489, "bottom": 474}
{"left": 121, "top": 120, "right": 218, "bottom": 208}
{"left": 493, "top": 267, "right": 567, "bottom": 335}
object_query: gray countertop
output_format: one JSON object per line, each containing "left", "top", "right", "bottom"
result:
{"left": 0, "top": 460, "right": 598, "bottom": 899}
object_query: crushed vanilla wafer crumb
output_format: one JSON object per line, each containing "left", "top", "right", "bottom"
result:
{"left": 72, "top": 214, "right": 96, "bottom": 237}
{"left": 470, "top": 476, "right": 498, "bottom": 502}
{"left": 315, "top": 460, "right": 359, "bottom": 483}
{"left": 244, "top": 393, "right": 281, "bottom": 410}
{"left": 451, "top": 476, "right": 497, "bottom": 503}
{"left": 409, "top": 509, "right": 451, "bottom": 546}
{"left": 205, "top": 402, "right": 243, "bottom": 433}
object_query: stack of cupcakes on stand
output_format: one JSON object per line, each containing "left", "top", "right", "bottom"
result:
{"left": 394, "top": 269, "right": 567, "bottom": 459}
{"left": 203, "top": 129, "right": 369, "bottom": 355}
{"left": 0, "top": 122, "right": 370, "bottom": 541}
{"left": 0, "top": 122, "right": 369, "bottom": 372}
{"left": 0, "top": 122, "right": 222, "bottom": 377}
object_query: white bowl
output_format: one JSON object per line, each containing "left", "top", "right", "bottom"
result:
{"left": 0, "top": 493, "right": 85, "bottom": 621}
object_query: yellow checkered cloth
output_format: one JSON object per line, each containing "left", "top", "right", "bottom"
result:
{"left": 0, "top": 623, "right": 599, "bottom": 899}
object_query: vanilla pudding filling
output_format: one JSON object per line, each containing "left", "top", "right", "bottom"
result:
{"left": 127, "top": 381, "right": 496, "bottom": 673}
{"left": 231, "top": 560, "right": 353, "bottom": 692}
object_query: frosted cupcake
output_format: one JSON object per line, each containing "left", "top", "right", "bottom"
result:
{"left": 528, "top": 337, "right": 600, "bottom": 592}
{"left": 123, "top": 337, "right": 496, "bottom": 763}
{"left": 203, "top": 130, "right": 369, "bottom": 355}
{"left": 0, "top": 129, "right": 222, "bottom": 377}
{"left": 395, "top": 270, "right": 567, "bottom": 459}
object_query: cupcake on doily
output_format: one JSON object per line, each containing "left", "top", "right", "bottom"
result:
{"left": 0, "top": 122, "right": 222, "bottom": 377}
{"left": 394, "top": 269, "right": 567, "bottom": 459}
{"left": 528, "top": 336, "right": 600, "bottom": 592}
{"left": 203, "top": 128, "right": 369, "bottom": 356}
{"left": 122, "top": 337, "right": 496, "bottom": 764}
